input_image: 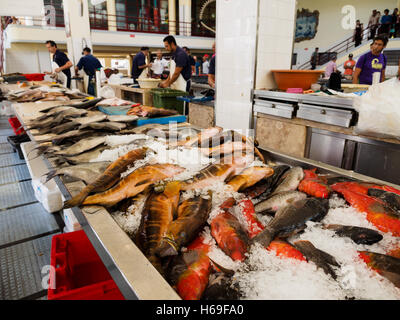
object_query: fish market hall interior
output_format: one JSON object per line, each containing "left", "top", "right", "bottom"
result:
{"left": 1, "top": 0, "right": 400, "bottom": 302}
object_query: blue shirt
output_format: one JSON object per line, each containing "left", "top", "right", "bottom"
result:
{"left": 53, "top": 49, "right": 71, "bottom": 79}
{"left": 208, "top": 56, "right": 215, "bottom": 75}
{"left": 77, "top": 54, "right": 102, "bottom": 77}
{"left": 132, "top": 51, "right": 146, "bottom": 80}
{"left": 172, "top": 46, "right": 191, "bottom": 81}
{"left": 381, "top": 15, "right": 392, "bottom": 24}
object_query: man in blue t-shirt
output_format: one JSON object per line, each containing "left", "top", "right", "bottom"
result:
{"left": 160, "top": 35, "right": 192, "bottom": 92}
{"left": 44, "top": 40, "right": 73, "bottom": 88}
{"left": 75, "top": 47, "right": 102, "bottom": 96}
{"left": 353, "top": 36, "right": 388, "bottom": 85}
{"left": 131, "top": 47, "right": 152, "bottom": 84}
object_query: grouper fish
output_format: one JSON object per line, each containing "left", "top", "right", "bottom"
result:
{"left": 63, "top": 147, "right": 148, "bottom": 208}
{"left": 80, "top": 163, "right": 184, "bottom": 207}
{"left": 252, "top": 198, "right": 330, "bottom": 248}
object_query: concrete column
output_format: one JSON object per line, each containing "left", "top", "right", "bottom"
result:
{"left": 168, "top": 0, "right": 176, "bottom": 35}
{"left": 214, "top": 0, "right": 258, "bottom": 132}
{"left": 107, "top": 0, "right": 117, "bottom": 31}
{"left": 215, "top": 0, "right": 297, "bottom": 131}
{"left": 62, "top": 0, "right": 93, "bottom": 88}
{"left": 178, "top": 0, "right": 191, "bottom": 36}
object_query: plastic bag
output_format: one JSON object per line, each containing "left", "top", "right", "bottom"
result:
{"left": 353, "top": 77, "right": 400, "bottom": 140}
{"left": 99, "top": 86, "right": 116, "bottom": 99}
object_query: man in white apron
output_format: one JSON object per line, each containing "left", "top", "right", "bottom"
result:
{"left": 159, "top": 36, "right": 192, "bottom": 93}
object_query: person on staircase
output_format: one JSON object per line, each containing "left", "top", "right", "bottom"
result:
{"left": 354, "top": 20, "right": 363, "bottom": 47}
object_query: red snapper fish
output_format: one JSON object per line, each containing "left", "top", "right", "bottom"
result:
{"left": 332, "top": 186, "right": 400, "bottom": 237}
{"left": 170, "top": 236, "right": 212, "bottom": 300}
{"left": 298, "top": 168, "right": 331, "bottom": 199}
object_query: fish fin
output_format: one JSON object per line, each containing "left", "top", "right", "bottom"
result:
{"left": 164, "top": 181, "right": 181, "bottom": 197}
{"left": 209, "top": 258, "right": 235, "bottom": 276}
{"left": 135, "top": 178, "right": 153, "bottom": 187}
{"left": 42, "top": 170, "right": 57, "bottom": 184}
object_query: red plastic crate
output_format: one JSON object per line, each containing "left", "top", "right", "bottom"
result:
{"left": 47, "top": 230, "right": 125, "bottom": 300}
{"left": 8, "top": 117, "right": 25, "bottom": 135}
{"left": 22, "top": 73, "right": 45, "bottom": 81}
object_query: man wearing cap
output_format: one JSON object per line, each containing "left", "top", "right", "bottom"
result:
{"left": 202, "top": 55, "right": 210, "bottom": 74}
{"left": 131, "top": 47, "right": 152, "bottom": 84}
{"left": 343, "top": 54, "right": 356, "bottom": 79}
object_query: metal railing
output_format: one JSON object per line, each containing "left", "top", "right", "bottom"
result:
{"left": 298, "top": 23, "right": 399, "bottom": 70}
{"left": 9, "top": 11, "right": 215, "bottom": 38}
{"left": 88, "top": 10, "right": 215, "bottom": 37}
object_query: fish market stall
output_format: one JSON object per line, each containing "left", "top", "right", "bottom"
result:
{"left": 10, "top": 97, "right": 400, "bottom": 299}
{"left": 253, "top": 90, "right": 400, "bottom": 185}
{"left": 107, "top": 84, "right": 153, "bottom": 106}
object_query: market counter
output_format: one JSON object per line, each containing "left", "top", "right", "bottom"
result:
{"left": 12, "top": 100, "right": 180, "bottom": 300}
{"left": 254, "top": 97, "right": 400, "bottom": 185}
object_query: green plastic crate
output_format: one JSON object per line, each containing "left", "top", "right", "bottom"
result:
{"left": 150, "top": 88, "right": 189, "bottom": 114}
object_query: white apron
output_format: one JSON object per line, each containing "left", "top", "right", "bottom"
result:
{"left": 169, "top": 60, "right": 187, "bottom": 92}
{"left": 51, "top": 61, "right": 68, "bottom": 87}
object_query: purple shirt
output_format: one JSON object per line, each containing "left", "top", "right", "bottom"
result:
{"left": 356, "top": 52, "right": 387, "bottom": 85}
{"left": 324, "top": 61, "right": 337, "bottom": 78}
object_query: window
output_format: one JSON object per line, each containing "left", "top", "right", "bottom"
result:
{"left": 88, "top": 0, "right": 108, "bottom": 29}
{"left": 115, "top": 0, "right": 168, "bottom": 33}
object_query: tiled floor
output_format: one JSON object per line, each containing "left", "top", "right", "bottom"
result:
{"left": 0, "top": 117, "right": 64, "bottom": 300}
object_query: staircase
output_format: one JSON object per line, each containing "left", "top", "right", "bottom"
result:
{"left": 297, "top": 25, "right": 400, "bottom": 71}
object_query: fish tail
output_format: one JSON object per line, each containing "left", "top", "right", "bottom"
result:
{"left": 251, "top": 228, "right": 274, "bottom": 248}
{"left": 63, "top": 186, "right": 92, "bottom": 208}
{"left": 42, "top": 170, "right": 57, "bottom": 184}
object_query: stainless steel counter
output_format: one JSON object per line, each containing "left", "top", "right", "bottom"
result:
{"left": 253, "top": 90, "right": 354, "bottom": 110}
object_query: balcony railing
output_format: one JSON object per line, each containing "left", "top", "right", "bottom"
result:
{"left": 88, "top": 10, "right": 215, "bottom": 37}
{"left": 11, "top": 11, "right": 215, "bottom": 38}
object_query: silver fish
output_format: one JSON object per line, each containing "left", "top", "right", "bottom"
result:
{"left": 255, "top": 191, "right": 308, "bottom": 214}
{"left": 272, "top": 167, "right": 304, "bottom": 195}
{"left": 53, "top": 136, "right": 107, "bottom": 157}
{"left": 62, "top": 145, "right": 110, "bottom": 164}
{"left": 42, "top": 161, "right": 111, "bottom": 185}
{"left": 74, "top": 114, "right": 108, "bottom": 125}
{"left": 79, "top": 122, "right": 126, "bottom": 131}
{"left": 106, "top": 115, "right": 139, "bottom": 122}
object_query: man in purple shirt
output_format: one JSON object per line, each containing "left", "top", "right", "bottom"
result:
{"left": 353, "top": 36, "right": 388, "bottom": 85}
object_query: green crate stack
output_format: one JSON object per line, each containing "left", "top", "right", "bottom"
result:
{"left": 150, "top": 88, "right": 189, "bottom": 115}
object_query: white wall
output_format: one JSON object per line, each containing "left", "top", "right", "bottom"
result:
{"left": 294, "top": 0, "right": 398, "bottom": 66}
{"left": 5, "top": 43, "right": 51, "bottom": 74}
{"left": 256, "top": 0, "right": 297, "bottom": 89}
{"left": 215, "top": 0, "right": 258, "bottom": 132}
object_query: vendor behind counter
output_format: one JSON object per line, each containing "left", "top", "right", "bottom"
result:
{"left": 75, "top": 47, "right": 102, "bottom": 96}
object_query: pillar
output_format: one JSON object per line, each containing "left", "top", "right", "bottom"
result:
{"left": 168, "top": 0, "right": 176, "bottom": 35}
{"left": 62, "top": 0, "right": 93, "bottom": 88}
{"left": 214, "top": 0, "right": 259, "bottom": 132}
{"left": 107, "top": 0, "right": 117, "bottom": 31}
{"left": 215, "top": 0, "right": 297, "bottom": 131}
{"left": 178, "top": 0, "right": 191, "bottom": 36}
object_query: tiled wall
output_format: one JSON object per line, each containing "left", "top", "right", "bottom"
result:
{"left": 256, "top": 0, "right": 297, "bottom": 90}
{"left": 215, "top": 0, "right": 258, "bottom": 132}
{"left": 215, "top": 0, "right": 296, "bottom": 131}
